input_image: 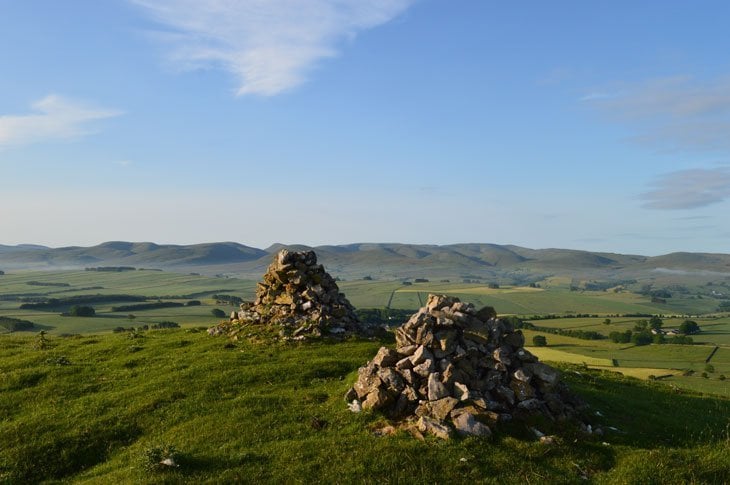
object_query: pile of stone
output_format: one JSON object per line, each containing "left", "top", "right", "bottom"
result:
{"left": 209, "top": 249, "right": 363, "bottom": 339}
{"left": 346, "top": 294, "right": 586, "bottom": 440}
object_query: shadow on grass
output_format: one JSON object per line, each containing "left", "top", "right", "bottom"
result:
{"left": 560, "top": 364, "right": 730, "bottom": 449}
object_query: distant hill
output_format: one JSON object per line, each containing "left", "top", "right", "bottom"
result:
{"left": 0, "top": 241, "right": 267, "bottom": 270}
{"left": 1, "top": 241, "right": 729, "bottom": 285}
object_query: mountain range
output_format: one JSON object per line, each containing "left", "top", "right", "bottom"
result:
{"left": 2, "top": 241, "right": 730, "bottom": 284}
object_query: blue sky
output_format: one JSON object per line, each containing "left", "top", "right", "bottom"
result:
{"left": 1, "top": 1, "right": 729, "bottom": 255}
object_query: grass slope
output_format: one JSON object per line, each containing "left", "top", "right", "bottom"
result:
{"left": 1, "top": 329, "right": 728, "bottom": 484}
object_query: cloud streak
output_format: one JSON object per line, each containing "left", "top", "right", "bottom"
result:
{"left": 132, "top": 0, "right": 416, "bottom": 96}
{"left": 584, "top": 75, "right": 730, "bottom": 152}
{"left": 642, "top": 167, "right": 730, "bottom": 210}
{"left": 0, "top": 95, "right": 121, "bottom": 148}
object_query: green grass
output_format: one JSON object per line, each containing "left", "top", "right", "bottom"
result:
{"left": 0, "top": 329, "right": 728, "bottom": 483}
{"left": 0, "top": 270, "right": 258, "bottom": 335}
{"left": 3, "top": 270, "right": 729, "bottom": 398}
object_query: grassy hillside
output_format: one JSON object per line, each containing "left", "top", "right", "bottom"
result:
{"left": 0, "top": 329, "right": 728, "bottom": 484}
{"left": 3, "top": 242, "right": 730, "bottom": 293}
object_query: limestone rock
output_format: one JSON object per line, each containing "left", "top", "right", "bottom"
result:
{"left": 417, "top": 416, "right": 452, "bottom": 440}
{"left": 452, "top": 412, "right": 492, "bottom": 438}
{"left": 208, "top": 249, "right": 365, "bottom": 339}
{"left": 348, "top": 294, "right": 587, "bottom": 441}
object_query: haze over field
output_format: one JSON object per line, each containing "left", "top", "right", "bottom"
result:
{"left": 1, "top": 2, "right": 730, "bottom": 254}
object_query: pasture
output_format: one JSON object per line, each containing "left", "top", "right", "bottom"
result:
{"left": 0, "top": 328, "right": 728, "bottom": 483}
{"left": 2, "top": 269, "right": 729, "bottom": 397}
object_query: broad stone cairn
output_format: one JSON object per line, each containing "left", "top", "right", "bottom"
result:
{"left": 210, "top": 249, "right": 362, "bottom": 339}
{"left": 346, "top": 294, "right": 586, "bottom": 440}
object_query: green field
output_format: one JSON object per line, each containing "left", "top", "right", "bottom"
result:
{"left": 0, "top": 329, "right": 728, "bottom": 483}
{"left": 0, "top": 270, "right": 257, "bottom": 335}
{"left": 3, "top": 269, "right": 730, "bottom": 398}
{"left": 348, "top": 281, "right": 721, "bottom": 315}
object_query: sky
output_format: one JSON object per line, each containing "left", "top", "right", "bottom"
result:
{"left": 1, "top": 1, "right": 729, "bottom": 255}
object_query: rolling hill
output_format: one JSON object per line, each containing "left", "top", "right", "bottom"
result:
{"left": 1, "top": 241, "right": 729, "bottom": 285}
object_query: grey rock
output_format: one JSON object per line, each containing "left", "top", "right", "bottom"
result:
{"left": 452, "top": 412, "right": 492, "bottom": 438}
{"left": 417, "top": 416, "right": 452, "bottom": 440}
{"left": 427, "top": 373, "right": 449, "bottom": 401}
{"left": 362, "top": 388, "right": 391, "bottom": 410}
{"left": 413, "top": 359, "right": 435, "bottom": 377}
{"left": 410, "top": 345, "right": 434, "bottom": 366}
{"left": 372, "top": 347, "right": 400, "bottom": 368}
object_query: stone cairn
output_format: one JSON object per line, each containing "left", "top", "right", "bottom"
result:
{"left": 346, "top": 294, "right": 586, "bottom": 440}
{"left": 209, "top": 249, "right": 363, "bottom": 340}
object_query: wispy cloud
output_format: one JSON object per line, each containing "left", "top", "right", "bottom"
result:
{"left": 131, "top": 0, "right": 416, "bottom": 96}
{"left": 642, "top": 167, "right": 730, "bottom": 210}
{"left": 584, "top": 75, "right": 730, "bottom": 152}
{"left": 0, "top": 95, "right": 121, "bottom": 148}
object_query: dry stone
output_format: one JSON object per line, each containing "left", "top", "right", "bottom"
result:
{"left": 347, "top": 294, "right": 587, "bottom": 440}
{"left": 208, "top": 249, "right": 366, "bottom": 339}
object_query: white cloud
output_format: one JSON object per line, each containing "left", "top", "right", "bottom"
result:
{"left": 0, "top": 95, "right": 121, "bottom": 148}
{"left": 584, "top": 75, "right": 730, "bottom": 152}
{"left": 131, "top": 0, "right": 416, "bottom": 96}
{"left": 642, "top": 167, "right": 730, "bottom": 210}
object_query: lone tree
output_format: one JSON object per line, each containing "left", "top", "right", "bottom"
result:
{"left": 532, "top": 335, "right": 548, "bottom": 347}
{"left": 69, "top": 305, "right": 95, "bottom": 317}
{"left": 649, "top": 315, "right": 663, "bottom": 331}
{"left": 679, "top": 320, "right": 700, "bottom": 335}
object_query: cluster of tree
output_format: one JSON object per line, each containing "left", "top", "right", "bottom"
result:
{"left": 718, "top": 301, "right": 730, "bottom": 312}
{"left": 609, "top": 325, "right": 693, "bottom": 345}
{"left": 637, "top": 285, "right": 672, "bottom": 299}
{"left": 25, "top": 281, "right": 70, "bottom": 287}
{"left": 67, "top": 305, "right": 96, "bottom": 317}
{"left": 414, "top": 278, "right": 429, "bottom": 283}
{"left": 0, "top": 270, "right": 4, "bottom": 275}
{"left": 212, "top": 294, "right": 243, "bottom": 306}
{"left": 581, "top": 279, "right": 636, "bottom": 291}
{"left": 111, "top": 321, "right": 180, "bottom": 333}
{"left": 85, "top": 266, "right": 136, "bottom": 272}
{"left": 514, "top": 317, "right": 604, "bottom": 340}
{"left": 354, "top": 308, "right": 418, "bottom": 325}
{"left": 0, "top": 316, "right": 35, "bottom": 331}
{"left": 526, "top": 313, "right": 603, "bottom": 321}
{"left": 111, "top": 302, "right": 184, "bottom": 312}
{"left": 185, "top": 300, "right": 201, "bottom": 306}
{"left": 211, "top": 308, "right": 227, "bottom": 318}
{"left": 667, "top": 335, "right": 694, "bottom": 344}
{"left": 150, "top": 321, "right": 180, "bottom": 329}
{"left": 533, "top": 326, "right": 605, "bottom": 340}
{"left": 532, "top": 335, "right": 548, "bottom": 346}
{"left": 20, "top": 294, "right": 146, "bottom": 310}
{"left": 113, "top": 326, "right": 146, "bottom": 333}
{"left": 608, "top": 329, "right": 656, "bottom": 345}
{"left": 401, "top": 281, "right": 413, "bottom": 286}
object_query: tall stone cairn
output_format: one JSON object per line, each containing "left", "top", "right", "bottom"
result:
{"left": 209, "top": 249, "right": 362, "bottom": 339}
{"left": 346, "top": 294, "right": 586, "bottom": 440}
